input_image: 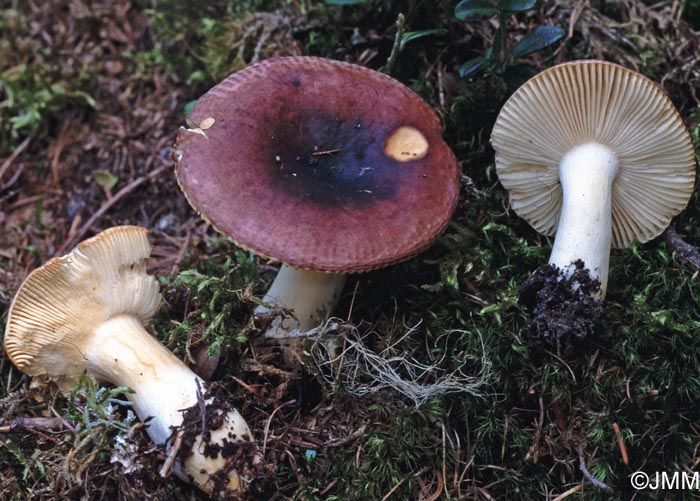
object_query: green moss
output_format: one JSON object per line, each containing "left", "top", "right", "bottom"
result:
{"left": 294, "top": 400, "right": 444, "bottom": 500}
{"left": 0, "top": 8, "right": 97, "bottom": 153}
{"left": 153, "top": 241, "right": 266, "bottom": 371}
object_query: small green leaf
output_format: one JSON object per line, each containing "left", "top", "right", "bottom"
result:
{"left": 459, "top": 57, "right": 487, "bottom": 79}
{"left": 325, "top": 0, "right": 366, "bottom": 4}
{"left": 482, "top": 222, "right": 510, "bottom": 234}
{"left": 512, "top": 25, "right": 565, "bottom": 59}
{"left": 183, "top": 99, "right": 197, "bottom": 115}
{"left": 108, "top": 386, "right": 136, "bottom": 397}
{"left": 455, "top": 0, "right": 497, "bottom": 20}
{"left": 186, "top": 70, "right": 207, "bottom": 86}
{"left": 199, "top": 17, "right": 217, "bottom": 35}
{"left": 497, "top": 0, "right": 536, "bottom": 12}
{"left": 91, "top": 170, "right": 118, "bottom": 191}
{"left": 70, "top": 90, "right": 97, "bottom": 108}
{"left": 10, "top": 110, "right": 41, "bottom": 130}
{"left": 400, "top": 29, "right": 448, "bottom": 51}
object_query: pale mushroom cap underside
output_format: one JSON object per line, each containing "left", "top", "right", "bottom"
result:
{"left": 491, "top": 60, "right": 695, "bottom": 249}
{"left": 4, "top": 226, "right": 161, "bottom": 376}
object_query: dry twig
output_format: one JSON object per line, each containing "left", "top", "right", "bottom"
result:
{"left": 665, "top": 226, "right": 700, "bottom": 271}
{"left": 0, "top": 136, "right": 31, "bottom": 192}
{"left": 577, "top": 443, "right": 611, "bottom": 491}
{"left": 159, "top": 430, "right": 183, "bottom": 478}
{"left": 612, "top": 422, "right": 629, "bottom": 465}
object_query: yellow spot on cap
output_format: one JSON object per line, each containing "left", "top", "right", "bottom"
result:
{"left": 200, "top": 117, "right": 216, "bottom": 130}
{"left": 384, "top": 126, "right": 429, "bottom": 162}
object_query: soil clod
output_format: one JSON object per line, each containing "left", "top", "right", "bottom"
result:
{"left": 518, "top": 260, "right": 604, "bottom": 355}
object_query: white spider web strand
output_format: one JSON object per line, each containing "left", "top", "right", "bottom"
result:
{"left": 310, "top": 320, "right": 490, "bottom": 408}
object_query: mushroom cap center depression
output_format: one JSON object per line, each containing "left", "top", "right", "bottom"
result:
{"left": 264, "top": 112, "right": 428, "bottom": 208}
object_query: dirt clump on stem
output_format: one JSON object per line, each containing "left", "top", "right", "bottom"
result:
{"left": 518, "top": 260, "right": 604, "bottom": 355}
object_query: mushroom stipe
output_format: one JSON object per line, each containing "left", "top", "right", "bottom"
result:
{"left": 177, "top": 381, "right": 273, "bottom": 497}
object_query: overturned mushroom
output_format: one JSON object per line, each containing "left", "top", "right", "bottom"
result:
{"left": 491, "top": 60, "right": 695, "bottom": 349}
{"left": 175, "top": 56, "right": 460, "bottom": 340}
{"left": 4, "top": 226, "right": 256, "bottom": 496}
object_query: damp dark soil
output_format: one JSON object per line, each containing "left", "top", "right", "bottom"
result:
{"left": 518, "top": 260, "right": 604, "bottom": 356}
{"left": 175, "top": 382, "right": 273, "bottom": 499}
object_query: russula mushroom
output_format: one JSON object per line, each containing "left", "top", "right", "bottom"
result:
{"left": 4, "top": 226, "right": 256, "bottom": 496}
{"left": 175, "top": 56, "right": 460, "bottom": 339}
{"left": 491, "top": 60, "right": 695, "bottom": 346}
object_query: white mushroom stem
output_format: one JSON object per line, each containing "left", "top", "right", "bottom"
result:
{"left": 91, "top": 315, "right": 204, "bottom": 442}
{"left": 88, "top": 314, "right": 253, "bottom": 493}
{"left": 548, "top": 142, "right": 619, "bottom": 298}
{"left": 254, "top": 264, "right": 347, "bottom": 338}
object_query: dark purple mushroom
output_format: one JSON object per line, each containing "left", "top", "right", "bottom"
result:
{"left": 175, "top": 56, "right": 460, "bottom": 337}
